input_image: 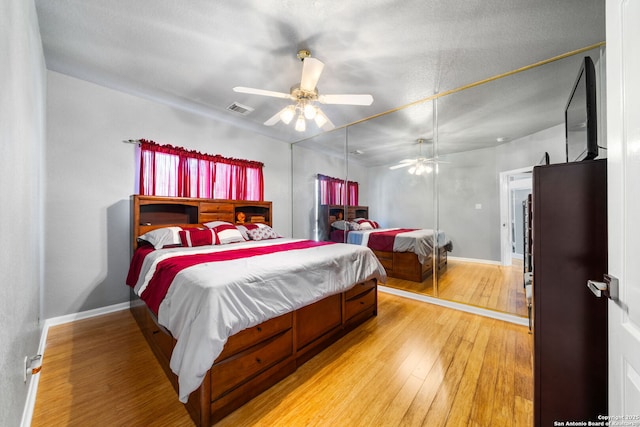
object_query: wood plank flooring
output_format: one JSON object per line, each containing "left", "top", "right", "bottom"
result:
{"left": 32, "top": 292, "right": 533, "bottom": 426}
{"left": 385, "top": 259, "right": 528, "bottom": 317}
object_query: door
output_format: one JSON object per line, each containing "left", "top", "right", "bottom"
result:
{"left": 499, "top": 167, "right": 532, "bottom": 266}
{"left": 607, "top": 0, "right": 640, "bottom": 417}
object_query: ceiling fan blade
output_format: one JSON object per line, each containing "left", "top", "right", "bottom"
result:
{"left": 423, "top": 157, "right": 450, "bottom": 164}
{"left": 389, "top": 162, "right": 414, "bottom": 170}
{"left": 300, "top": 58, "right": 325, "bottom": 92}
{"left": 233, "top": 87, "right": 292, "bottom": 100}
{"left": 318, "top": 94, "right": 374, "bottom": 106}
{"left": 264, "top": 107, "right": 288, "bottom": 126}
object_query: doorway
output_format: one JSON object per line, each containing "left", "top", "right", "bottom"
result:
{"left": 500, "top": 167, "right": 533, "bottom": 266}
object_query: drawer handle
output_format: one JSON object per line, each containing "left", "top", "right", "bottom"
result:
{"left": 256, "top": 357, "right": 262, "bottom": 364}
{"left": 360, "top": 301, "right": 365, "bottom": 305}
{"left": 256, "top": 326, "right": 262, "bottom": 332}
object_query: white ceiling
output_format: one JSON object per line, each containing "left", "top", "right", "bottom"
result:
{"left": 35, "top": 0, "right": 605, "bottom": 166}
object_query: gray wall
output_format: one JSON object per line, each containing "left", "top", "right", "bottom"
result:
{"left": 0, "top": 0, "right": 46, "bottom": 424}
{"left": 292, "top": 139, "right": 369, "bottom": 240}
{"left": 44, "top": 71, "right": 292, "bottom": 319}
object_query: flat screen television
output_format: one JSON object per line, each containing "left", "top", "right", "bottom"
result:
{"left": 565, "top": 56, "right": 598, "bottom": 162}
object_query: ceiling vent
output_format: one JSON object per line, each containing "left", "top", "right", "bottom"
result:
{"left": 226, "top": 102, "right": 254, "bottom": 115}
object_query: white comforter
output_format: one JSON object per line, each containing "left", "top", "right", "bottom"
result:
{"left": 131, "top": 238, "right": 386, "bottom": 402}
{"left": 347, "top": 228, "right": 446, "bottom": 263}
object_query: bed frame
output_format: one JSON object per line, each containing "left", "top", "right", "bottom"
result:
{"left": 129, "top": 195, "right": 378, "bottom": 426}
{"left": 373, "top": 248, "right": 448, "bottom": 282}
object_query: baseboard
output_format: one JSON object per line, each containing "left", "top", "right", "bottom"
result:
{"left": 20, "top": 301, "right": 130, "bottom": 427}
{"left": 447, "top": 256, "right": 502, "bottom": 265}
{"left": 378, "top": 285, "right": 528, "bottom": 327}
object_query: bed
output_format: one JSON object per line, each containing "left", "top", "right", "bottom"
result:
{"left": 127, "top": 195, "right": 386, "bottom": 426}
{"left": 330, "top": 220, "right": 452, "bottom": 282}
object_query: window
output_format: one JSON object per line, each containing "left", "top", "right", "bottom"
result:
{"left": 317, "top": 174, "right": 358, "bottom": 205}
{"left": 139, "top": 139, "right": 264, "bottom": 201}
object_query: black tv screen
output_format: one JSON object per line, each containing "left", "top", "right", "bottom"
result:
{"left": 565, "top": 56, "right": 598, "bottom": 162}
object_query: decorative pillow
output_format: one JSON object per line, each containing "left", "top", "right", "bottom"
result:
{"left": 204, "top": 221, "right": 246, "bottom": 244}
{"left": 331, "top": 220, "right": 349, "bottom": 230}
{"left": 138, "top": 226, "right": 184, "bottom": 249}
{"left": 357, "top": 221, "right": 374, "bottom": 230}
{"left": 356, "top": 219, "right": 379, "bottom": 230}
{"left": 348, "top": 221, "right": 362, "bottom": 231}
{"left": 235, "top": 223, "right": 265, "bottom": 240}
{"left": 179, "top": 228, "right": 216, "bottom": 247}
{"left": 246, "top": 225, "right": 282, "bottom": 241}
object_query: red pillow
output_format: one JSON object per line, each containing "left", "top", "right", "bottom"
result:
{"left": 179, "top": 228, "right": 216, "bottom": 247}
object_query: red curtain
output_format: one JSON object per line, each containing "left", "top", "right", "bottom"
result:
{"left": 139, "top": 139, "right": 264, "bottom": 201}
{"left": 317, "top": 174, "right": 359, "bottom": 205}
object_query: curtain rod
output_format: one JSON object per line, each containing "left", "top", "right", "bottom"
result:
{"left": 122, "top": 139, "right": 141, "bottom": 144}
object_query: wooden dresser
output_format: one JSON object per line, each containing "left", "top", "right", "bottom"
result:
{"left": 532, "top": 159, "right": 608, "bottom": 425}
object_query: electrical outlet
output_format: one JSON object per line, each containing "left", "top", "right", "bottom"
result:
{"left": 24, "top": 355, "right": 42, "bottom": 382}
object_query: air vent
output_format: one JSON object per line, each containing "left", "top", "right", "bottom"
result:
{"left": 226, "top": 102, "right": 254, "bottom": 115}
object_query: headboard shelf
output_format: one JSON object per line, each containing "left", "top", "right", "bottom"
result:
{"left": 318, "top": 204, "right": 369, "bottom": 241}
{"left": 139, "top": 203, "right": 199, "bottom": 226}
{"left": 132, "top": 196, "right": 272, "bottom": 249}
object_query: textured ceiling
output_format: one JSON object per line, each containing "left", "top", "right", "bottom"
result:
{"left": 35, "top": 0, "right": 605, "bottom": 166}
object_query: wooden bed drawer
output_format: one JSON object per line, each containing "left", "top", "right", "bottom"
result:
{"left": 199, "top": 212, "right": 234, "bottom": 223}
{"left": 296, "top": 294, "right": 342, "bottom": 350}
{"left": 217, "top": 312, "right": 292, "bottom": 361}
{"left": 345, "top": 286, "right": 376, "bottom": 320}
{"left": 372, "top": 250, "right": 393, "bottom": 271}
{"left": 211, "top": 329, "right": 293, "bottom": 401}
{"left": 199, "top": 202, "right": 234, "bottom": 213}
{"left": 345, "top": 279, "right": 376, "bottom": 300}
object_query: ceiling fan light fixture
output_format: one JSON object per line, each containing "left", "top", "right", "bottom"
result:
{"left": 295, "top": 114, "right": 306, "bottom": 132}
{"left": 236, "top": 50, "right": 371, "bottom": 133}
{"left": 303, "top": 103, "right": 317, "bottom": 119}
{"left": 280, "top": 105, "right": 296, "bottom": 124}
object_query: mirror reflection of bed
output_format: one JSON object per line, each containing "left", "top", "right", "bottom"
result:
{"left": 293, "top": 47, "right": 602, "bottom": 322}
{"left": 323, "top": 205, "right": 452, "bottom": 284}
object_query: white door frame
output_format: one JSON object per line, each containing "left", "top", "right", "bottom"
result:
{"left": 607, "top": 0, "right": 640, "bottom": 417}
{"left": 499, "top": 166, "right": 533, "bottom": 266}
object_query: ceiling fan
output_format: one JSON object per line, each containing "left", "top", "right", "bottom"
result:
{"left": 233, "top": 50, "right": 374, "bottom": 132}
{"left": 389, "top": 139, "right": 444, "bottom": 175}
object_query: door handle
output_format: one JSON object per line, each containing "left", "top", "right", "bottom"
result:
{"left": 587, "top": 274, "right": 619, "bottom": 300}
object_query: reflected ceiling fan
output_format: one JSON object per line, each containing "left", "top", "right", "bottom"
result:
{"left": 233, "top": 50, "right": 374, "bottom": 132}
{"left": 389, "top": 139, "right": 445, "bottom": 175}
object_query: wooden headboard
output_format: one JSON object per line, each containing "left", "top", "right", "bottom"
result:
{"left": 317, "top": 204, "right": 369, "bottom": 241}
{"left": 132, "top": 195, "right": 272, "bottom": 249}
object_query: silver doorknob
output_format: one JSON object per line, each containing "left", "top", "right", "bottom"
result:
{"left": 587, "top": 274, "right": 618, "bottom": 300}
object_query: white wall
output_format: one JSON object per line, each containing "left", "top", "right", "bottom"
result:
{"left": 0, "top": 0, "right": 46, "bottom": 424}
{"left": 44, "top": 71, "right": 291, "bottom": 319}
{"left": 366, "top": 124, "right": 566, "bottom": 262}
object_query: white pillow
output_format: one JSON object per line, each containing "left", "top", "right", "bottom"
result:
{"left": 138, "top": 226, "right": 183, "bottom": 249}
{"left": 331, "top": 220, "right": 349, "bottom": 230}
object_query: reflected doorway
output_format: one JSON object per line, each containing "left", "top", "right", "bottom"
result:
{"left": 500, "top": 168, "right": 533, "bottom": 267}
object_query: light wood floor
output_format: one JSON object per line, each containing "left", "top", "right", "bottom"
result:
{"left": 385, "top": 259, "right": 528, "bottom": 318}
{"left": 33, "top": 292, "right": 533, "bottom": 426}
